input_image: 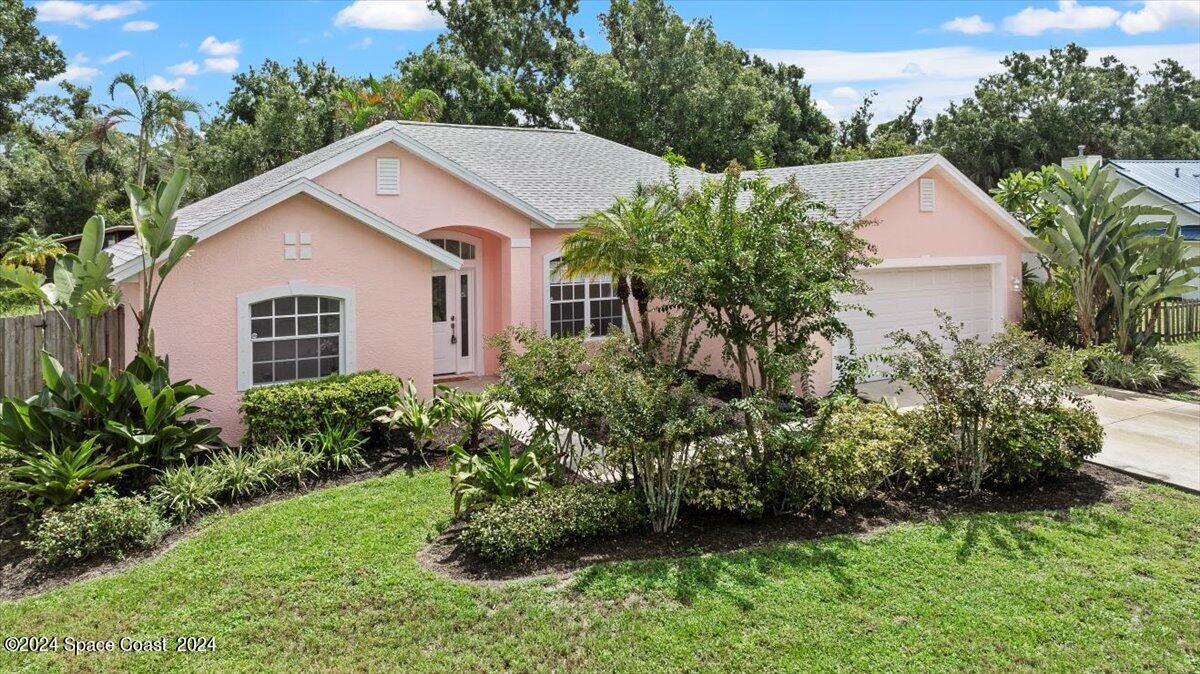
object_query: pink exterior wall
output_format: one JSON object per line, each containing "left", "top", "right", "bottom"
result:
{"left": 129, "top": 144, "right": 1027, "bottom": 444}
{"left": 315, "top": 144, "right": 540, "bottom": 372}
{"left": 121, "top": 194, "right": 437, "bottom": 442}
{"left": 688, "top": 166, "right": 1027, "bottom": 395}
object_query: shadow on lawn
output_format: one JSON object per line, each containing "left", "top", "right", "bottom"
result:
{"left": 422, "top": 463, "right": 1143, "bottom": 590}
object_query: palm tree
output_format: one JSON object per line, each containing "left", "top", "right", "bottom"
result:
{"left": 1, "top": 229, "right": 67, "bottom": 272}
{"left": 107, "top": 73, "right": 202, "bottom": 188}
{"left": 335, "top": 77, "right": 445, "bottom": 132}
{"left": 554, "top": 190, "right": 673, "bottom": 349}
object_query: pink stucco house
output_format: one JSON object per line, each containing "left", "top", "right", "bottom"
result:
{"left": 105, "top": 121, "right": 1032, "bottom": 440}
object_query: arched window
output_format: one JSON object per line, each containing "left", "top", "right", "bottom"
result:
{"left": 238, "top": 284, "right": 356, "bottom": 389}
{"left": 427, "top": 238, "right": 476, "bottom": 260}
{"left": 545, "top": 256, "right": 622, "bottom": 337}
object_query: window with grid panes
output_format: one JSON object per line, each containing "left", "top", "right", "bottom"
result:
{"left": 547, "top": 257, "right": 623, "bottom": 337}
{"left": 249, "top": 296, "right": 342, "bottom": 384}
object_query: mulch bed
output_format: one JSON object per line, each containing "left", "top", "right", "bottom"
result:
{"left": 418, "top": 463, "right": 1144, "bottom": 585}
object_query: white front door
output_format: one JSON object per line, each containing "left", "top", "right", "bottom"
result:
{"left": 431, "top": 269, "right": 476, "bottom": 376}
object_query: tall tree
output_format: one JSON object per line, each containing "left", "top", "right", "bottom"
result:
{"left": 194, "top": 59, "right": 349, "bottom": 195}
{"left": 106, "top": 73, "right": 202, "bottom": 188}
{"left": 1114, "top": 59, "right": 1200, "bottom": 159}
{"left": 0, "top": 0, "right": 65, "bottom": 136}
{"left": 399, "top": 0, "right": 580, "bottom": 127}
{"left": 927, "top": 45, "right": 1142, "bottom": 188}
{"left": 555, "top": 0, "right": 833, "bottom": 169}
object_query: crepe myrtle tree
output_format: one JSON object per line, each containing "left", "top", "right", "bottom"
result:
{"left": 658, "top": 157, "right": 876, "bottom": 391}
{"left": 126, "top": 168, "right": 198, "bottom": 355}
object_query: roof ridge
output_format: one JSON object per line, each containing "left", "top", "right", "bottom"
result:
{"left": 764, "top": 153, "right": 939, "bottom": 173}
{"left": 386, "top": 120, "right": 577, "bottom": 134}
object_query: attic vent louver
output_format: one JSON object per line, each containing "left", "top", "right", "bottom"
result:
{"left": 376, "top": 158, "right": 400, "bottom": 195}
{"left": 919, "top": 178, "right": 935, "bottom": 212}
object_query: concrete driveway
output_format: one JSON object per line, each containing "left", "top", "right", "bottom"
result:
{"left": 1084, "top": 387, "right": 1199, "bottom": 492}
{"left": 856, "top": 380, "right": 1200, "bottom": 492}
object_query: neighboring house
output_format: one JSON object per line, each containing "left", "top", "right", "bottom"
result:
{"left": 1063, "top": 153, "right": 1200, "bottom": 299}
{"left": 106, "top": 121, "right": 1032, "bottom": 440}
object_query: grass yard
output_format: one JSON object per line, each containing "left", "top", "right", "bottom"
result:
{"left": 1, "top": 471, "right": 1197, "bottom": 673}
{"left": 1166, "top": 339, "right": 1200, "bottom": 402}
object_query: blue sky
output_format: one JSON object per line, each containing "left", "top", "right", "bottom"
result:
{"left": 31, "top": 0, "right": 1200, "bottom": 123}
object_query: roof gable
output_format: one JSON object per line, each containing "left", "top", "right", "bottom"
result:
{"left": 109, "top": 179, "right": 462, "bottom": 283}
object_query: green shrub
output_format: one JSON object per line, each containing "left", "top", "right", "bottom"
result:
{"left": 1022, "top": 279, "right": 1079, "bottom": 347}
{"left": 1083, "top": 343, "right": 1194, "bottom": 391}
{"left": 459, "top": 485, "right": 643, "bottom": 561}
{"left": 449, "top": 434, "right": 546, "bottom": 516}
{"left": 240, "top": 371, "right": 400, "bottom": 444}
{"left": 372, "top": 379, "right": 446, "bottom": 465}
{"left": 0, "top": 353, "right": 221, "bottom": 474}
{"left": 151, "top": 463, "right": 220, "bottom": 522}
{"left": 27, "top": 488, "right": 167, "bottom": 565}
{"left": 2, "top": 438, "right": 138, "bottom": 512}
{"left": 687, "top": 398, "right": 932, "bottom": 518}
{"left": 987, "top": 405, "right": 1103, "bottom": 486}
{"left": 304, "top": 423, "right": 368, "bottom": 473}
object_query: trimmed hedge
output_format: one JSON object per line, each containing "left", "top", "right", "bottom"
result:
{"left": 459, "top": 485, "right": 644, "bottom": 561}
{"left": 240, "top": 371, "right": 400, "bottom": 444}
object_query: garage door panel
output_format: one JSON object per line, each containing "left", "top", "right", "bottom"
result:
{"left": 836, "top": 264, "right": 996, "bottom": 381}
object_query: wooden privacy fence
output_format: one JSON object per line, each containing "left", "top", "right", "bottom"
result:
{"left": 0, "top": 307, "right": 125, "bottom": 399}
{"left": 1143, "top": 299, "right": 1200, "bottom": 343}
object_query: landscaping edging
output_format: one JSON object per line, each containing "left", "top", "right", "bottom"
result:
{"left": 418, "top": 463, "right": 1144, "bottom": 585}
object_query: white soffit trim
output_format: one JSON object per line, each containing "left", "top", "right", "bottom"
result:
{"left": 857, "top": 155, "right": 1036, "bottom": 251}
{"left": 298, "top": 129, "right": 562, "bottom": 228}
{"left": 110, "top": 178, "right": 462, "bottom": 283}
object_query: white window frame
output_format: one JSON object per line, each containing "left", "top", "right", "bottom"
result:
{"left": 237, "top": 282, "right": 357, "bottom": 390}
{"left": 542, "top": 251, "right": 623, "bottom": 339}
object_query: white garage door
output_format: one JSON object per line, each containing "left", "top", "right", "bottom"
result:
{"left": 835, "top": 265, "right": 996, "bottom": 380}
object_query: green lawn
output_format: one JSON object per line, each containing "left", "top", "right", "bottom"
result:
{"left": 1, "top": 472, "right": 1197, "bottom": 673}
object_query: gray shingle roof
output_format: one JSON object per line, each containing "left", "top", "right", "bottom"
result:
{"left": 1109, "top": 159, "right": 1200, "bottom": 216}
{"left": 759, "top": 154, "right": 937, "bottom": 216}
{"left": 106, "top": 121, "right": 940, "bottom": 268}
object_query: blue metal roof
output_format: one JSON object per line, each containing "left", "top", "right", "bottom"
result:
{"left": 1108, "top": 159, "right": 1200, "bottom": 215}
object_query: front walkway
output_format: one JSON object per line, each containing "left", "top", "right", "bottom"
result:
{"left": 857, "top": 380, "right": 1200, "bottom": 493}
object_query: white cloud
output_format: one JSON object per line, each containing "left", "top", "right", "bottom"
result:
{"left": 145, "top": 75, "right": 185, "bottom": 91}
{"left": 122, "top": 20, "right": 157, "bottom": 31}
{"left": 754, "top": 43, "right": 1200, "bottom": 122}
{"left": 1002, "top": 1, "right": 1119, "bottom": 36}
{"left": 48, "top": 54, "right": 100, "bottom": 83}
{"left": 47, "top": 34, "right": 60, "bottom": 43}
{"left": 333, "top": 0, "right": 444, "bottom": 30}
{"left": 203, "top": 57, "right": 239, "bottom": 73}
{"left": 351, "top": 36, "right": 374, "bottom": 49}
{"left": 1117, "top": 1, "right": 1200, "bottom": 34}
{"left": 100, "top": 50, "right": 130, "bottom": 63}
{"left": 831, "top": 86, "right": 859, "bottom": 99}
{"left": 34, "top": 1, "right": 145, "bottom": 27}
{"left": 198, "top": 36, "right": 241, "bottom": 56}
{"left": 941, "top": 15, "right": 994, "bottom": 34}
{"left": 167, "top": 60, "right": 200, "bottom": 75}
